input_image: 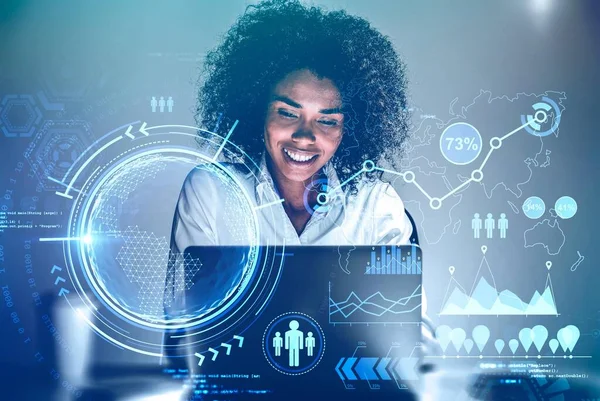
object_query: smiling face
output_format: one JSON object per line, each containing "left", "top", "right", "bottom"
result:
{"left": 264, "top": 69, "right": 344, "bottom": 184}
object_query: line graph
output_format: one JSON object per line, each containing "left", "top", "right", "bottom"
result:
{"left": 327, "top": 102, "right": 560, "bottom": 210}
{"left": 329, "top": 282, "right": 422, "bottom": 325}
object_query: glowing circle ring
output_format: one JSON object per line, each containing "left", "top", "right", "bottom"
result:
{"left": 74, "top": 147, "right": 260, "bottom": 330}
{"left": 56, "top": 124, "right": 286, "bottom": 356}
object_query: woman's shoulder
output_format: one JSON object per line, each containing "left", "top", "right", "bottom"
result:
{"left": 352, "top": 177, "right": 406, "bottom": 209}
{"left": 347, "top": 177, "right": 414, "bottom": 244}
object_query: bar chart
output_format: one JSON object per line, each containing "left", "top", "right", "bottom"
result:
{"left": 364, "top": 245, "right": 422, "bottom": 275}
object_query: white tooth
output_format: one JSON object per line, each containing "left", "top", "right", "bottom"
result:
{"left": 285, "top": 148, "right": 315, "bottom": 162}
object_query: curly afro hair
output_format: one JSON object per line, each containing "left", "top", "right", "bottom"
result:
{"left": 196, "top": 0, "right": 410, "bottom": 194}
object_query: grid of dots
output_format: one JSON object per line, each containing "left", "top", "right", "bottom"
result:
{"left": 96, "top": 203, "right": 118, "bottom": 233}
{"left": 93, "top": 156, "right": 167, "bottom": 234}
{"left": 115, "top": 226, "right": 202, "bottom": 319}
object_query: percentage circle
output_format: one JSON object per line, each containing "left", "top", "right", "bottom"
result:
{"left": 439, "top": 122, "right": 483, "bottom": 165}
{"left": 522, "top": 196, "right": 546, "bottom": 219}
{"left": 554, "top": 196, "right": 577, "bottom": 219}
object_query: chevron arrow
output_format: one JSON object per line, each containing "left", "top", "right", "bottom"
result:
{"left": 194, "top": 352, "right": 205, "bottom": 367}
{"left": 376, "top": 357, "right": 392, "bottom": 380}
{"left": 139, "top": 122, "right": 149, "bottom": 136}
{"left": 393, "top": 357, "right": 419, "bottom": 381}
{"left": 335, "top": 358, "right": 346, "bottom": 381}
{"left": 355, "top": 357, "right": 379, "bottom": 381}
{"left": 208, "top": 347, "right": 219, "bottom": 361}
{"left": 233, "top": 335, "right": 244, "bottom": 347}
{"left": 54, "top": 276, "right": 66, "bottom": 285}
{"left": 388, "top": 358, "right": 398, "bottom": 379}
{"left": 58, "top": 288, "right": 70, "bottom": 297}
{"left": 342, "top": 357, "right": 358, "bottom": 380}
{"left": 221, "top": 343, "right": 232, "bottom": 355}
{"left": 50, "top": 265, "right": 62, "bottom": 274}
{"left": 124, "top": 125, "right": 135, "bottom": 139}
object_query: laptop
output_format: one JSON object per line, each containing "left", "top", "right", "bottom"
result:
{"left": 167, "top": 245, "right": 424, "bottom": 400}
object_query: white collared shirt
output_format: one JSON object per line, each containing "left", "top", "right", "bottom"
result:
{"left": 171, "top": 155, "right": 413, "bottom": 252}
{"left": 166, "top": 156, "right": 439, "bottom": 377}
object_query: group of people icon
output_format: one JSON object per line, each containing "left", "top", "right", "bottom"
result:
{"left": 272, "top": 320, "right": 316, "bottom": 367}
{"left": 472, "top": 213, "right": 508, "bottom": 239}
{"left": 150, "top": 96, "right": 174, "bottom": 113}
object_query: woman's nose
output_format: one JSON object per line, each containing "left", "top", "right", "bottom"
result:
{"left": 291, "top": 121, "right": 316, "bottom": 143}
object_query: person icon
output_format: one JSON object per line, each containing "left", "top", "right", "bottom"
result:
{"left": 284, "top": 320, "right": 304, "bottom": 367}
{"left": 273, "top": 332, "right": 283, "bottom": 356}
{"left": 150, "top": 96, "right": 158, "bottom": 112}
{"left": 484, "top": 213, "right": 495, "bottom": 239}
{"left": 167, "top": 96, "right": 174, "bottom": 112}
{"left": 158, "top": 96, "right": 166, "bottom": 112}
{"left": 305, "top": 332, "right": 315, "bottom": 356}
{"left": 472, "top": 213, "right": 482, "bottom": 239}
{"left": 498, "top": 213, "right": 508, "bottom": 239}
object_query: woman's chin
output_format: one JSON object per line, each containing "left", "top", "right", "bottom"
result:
{"left": 277, "top": 156, "right": 324, "bottom": 182}
{"left": 281, "top": 168, "right": 318, "bottom": 184}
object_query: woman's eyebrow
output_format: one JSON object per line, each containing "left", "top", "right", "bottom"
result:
{"left": 271, "top": 95, "right": 302, "bottom": 108}
{"left": 319, "top": 106, "right": 343, "bottom": 115}
{"left": 271, "top": 95, "right": 342, "bottom": 114}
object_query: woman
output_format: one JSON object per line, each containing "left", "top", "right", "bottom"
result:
{"left": 171, "top": 0, "right": 414, "bottom": 252}
{"left": 164, "top": 1, "right": 439, "bottom": 388}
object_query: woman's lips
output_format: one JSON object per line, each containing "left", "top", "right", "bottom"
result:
{"left": 282, "top": 147, "right": 319, "bottom": 166}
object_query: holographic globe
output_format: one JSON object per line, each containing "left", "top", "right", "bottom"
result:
{"left": 82, "top": 153, "right": 258, "bottom": 325}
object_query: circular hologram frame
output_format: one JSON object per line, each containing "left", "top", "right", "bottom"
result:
{"left": 303, "top": 178, "right": 331, "bottom": 216}
{"left": 79, "top": 151, "right": 259, "bottom": 328}
{"left": 439, "top": 122, "right": 483, "bottom": 165}
{"left": 263, "top": 312, "right": 325, "bottom": 375}
{"left": 57, "top": 123, "right": 286, "bottom": 357}
{"left": 522, "top": 196, "right": 546, "bottom": 219}
{"left": 520, "top": 96, "right": 562, "bottom": 137}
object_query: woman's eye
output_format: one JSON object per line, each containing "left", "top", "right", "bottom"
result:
{"left": 277, "top": 109, "right": 298, "bottom": 119}
{"left": 318, "top": 119, "right": 338, "bottom": 127}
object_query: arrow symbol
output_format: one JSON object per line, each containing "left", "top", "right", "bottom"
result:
{"left": 394, "top": 357, "right": 419, "bottom": 381}
{"left": 335, "top": 358, "right": 346, "bottom": 381}
{"left": 342, "top": 357, "right": 358, "bottom": 381}
{"left": 233, "top": 335, "right": 244, "bottom": 347}
{"left": 139, "top": 122, "right": 149, "bottom": 136}
{"left": 54, "top": 277, "right": 66, "bottom": 286}
{"left": 355, "top": 357, "right": 378, "bottom": 381}
{"left": 221, "top": 343, "right": 232, "bottom": 355}
{"left": 124, "top": 125, "right": 135, "bottom": 139}
{"left": 50, "top": 265, "right": 62, "bottom": 274}
{"left": 208, "top": 348, "right": 219, "bottom": 361}
{"left": 376, "top": 357, "right": 392, "bottom": 380}
{"left": 58, "top": 288, "right": 70, "bottom": 297}
{"left": 194, "top": 352, "right": 205, "bottom": 367}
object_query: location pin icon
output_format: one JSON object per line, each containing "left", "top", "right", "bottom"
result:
{"left": 435, "top": 325, "right": 452, "bottom": 353}
{"left": 449, "top": 266, "right": 455, "bottom": 275}
{"left": 546, "top": 261, "right": 552, "bottom": 270}
{"left": 549, "top": 339, "right": 559, "bottom": 354}
{"left": 509, "top": 339, "right": 519, "bottom": 354}
{"left": 494, "top": 339, "right": 505, "bottom": 354}
{"left": 464, "top": 339, "right": 474, "bottom": 354}
{"left": 481, "top": 245, "right": 487, "bottom": 255}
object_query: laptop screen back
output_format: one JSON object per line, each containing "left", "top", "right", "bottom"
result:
{"left": 175, "top": 245, "right": 423, "bottom": 400}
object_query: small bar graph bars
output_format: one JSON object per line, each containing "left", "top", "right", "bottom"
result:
{"left": 364, "top": 245, "right": 422, "bottom": 275}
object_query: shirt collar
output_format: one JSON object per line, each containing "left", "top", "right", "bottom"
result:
{"left": 254, "top": 154, "right": 346, "bottom": 210}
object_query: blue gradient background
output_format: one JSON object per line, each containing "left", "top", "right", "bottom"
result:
{"left": 0, "top": 0, "right": 599, "bottom": 399}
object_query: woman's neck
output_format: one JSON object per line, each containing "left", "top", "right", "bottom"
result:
{"left": 266, "top": 156, "right": 324, "bottom": 234}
